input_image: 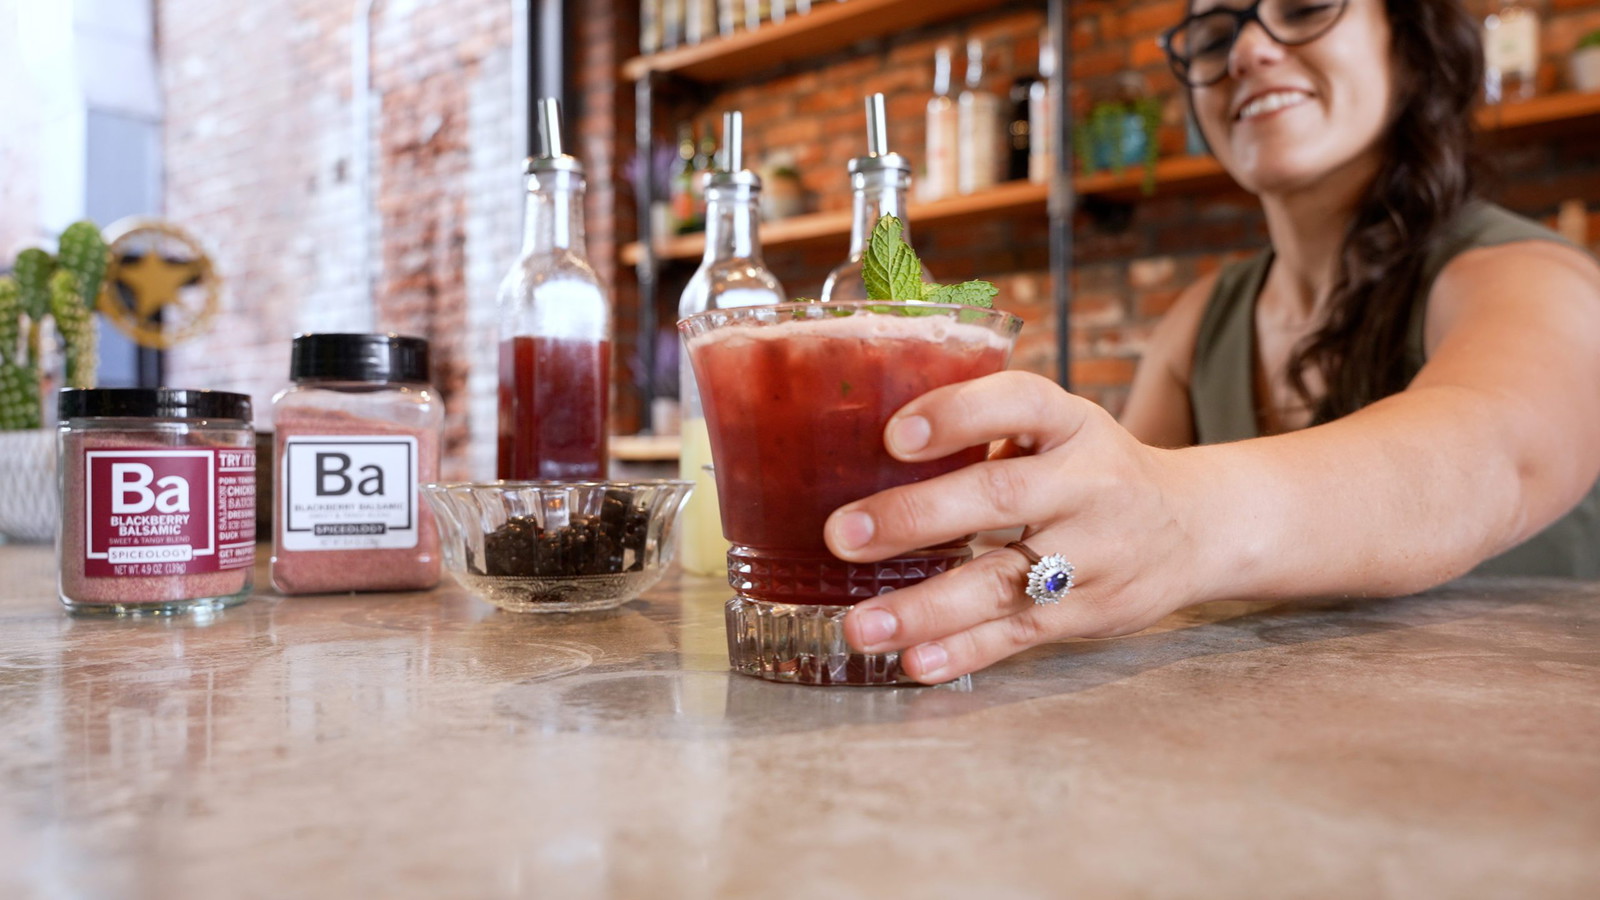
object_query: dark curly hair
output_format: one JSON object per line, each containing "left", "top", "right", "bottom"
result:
{"left": 1283, "top": 0, "right": 1486, "bottom": 422}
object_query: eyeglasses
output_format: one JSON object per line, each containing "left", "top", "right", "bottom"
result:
{"left": 1160, "top": 0, "right": 1350, "bottom": 87}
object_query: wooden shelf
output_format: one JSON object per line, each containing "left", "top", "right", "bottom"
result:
{"left": 1478, "top": 89, "right": 1600, "bottom": 137}
{"left": 622, "top": 91, "right": 1600, "bottom": 266}
{"left": 622, "top": 0, "right": 998, "bottom": 84}
{"left": 623, "top": 180, "right": 1048, "bottom": 265}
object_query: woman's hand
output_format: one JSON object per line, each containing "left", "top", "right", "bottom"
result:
{"left": 824, "top": 371, "right": 1213, "bottom": 683}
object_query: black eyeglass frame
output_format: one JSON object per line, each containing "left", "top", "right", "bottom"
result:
{"left": 1159, "top": 0, "right": 1351, "bottom": 87}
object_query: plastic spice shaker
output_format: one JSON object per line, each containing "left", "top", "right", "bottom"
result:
{"left": 271, "top": 333, "right": 443, "bottom": 594}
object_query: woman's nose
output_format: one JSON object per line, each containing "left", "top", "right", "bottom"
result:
{"left": 1228, "top": 20, "right": 1287, "bottom": 80}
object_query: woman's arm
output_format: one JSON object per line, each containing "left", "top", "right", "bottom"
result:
{"left": 822, "top": 241, "right": 1600, "bottom": 683}
{"left": 1118, "top": 273, "right": 1214, "bottom": 448}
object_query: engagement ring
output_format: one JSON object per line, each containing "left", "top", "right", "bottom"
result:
{"left": 1006, "top": 540, "right": 1075, "bottom": 605}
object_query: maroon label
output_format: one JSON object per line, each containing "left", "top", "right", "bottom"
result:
{"left": 83, "top": 447, "right": 256, "bottom": 578}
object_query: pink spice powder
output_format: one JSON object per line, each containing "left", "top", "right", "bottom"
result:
{"left": 271, "top": 406, "right": 440, "bottom": 594}
{"left": 60, "top": 429, "right": 254, "bottom": 607}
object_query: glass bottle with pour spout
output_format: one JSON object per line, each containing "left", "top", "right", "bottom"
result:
{"left": 677, "top": 111, "right": 785, "bottom": 577}
{"left": 821, "top": 93, "right": 933, "bottom": 303}
{"left": 497, "top": 98, "right": 610, "bottom": 481}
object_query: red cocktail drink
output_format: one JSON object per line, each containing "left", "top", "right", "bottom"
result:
{"left": 680, "top": 301, "right": 1020, "bottom": 684}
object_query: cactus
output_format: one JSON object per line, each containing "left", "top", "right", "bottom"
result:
{"left": 0, "top": 221, "right": 106, "bottom": 431}
{"left": 0, "top": 276, "right": 18, "bottom": 364}
{"left": 56, "top": 221, "right": 108, "bottom": 315}
{"left": 50, "top": 269, "right": 96, "bottom": 389}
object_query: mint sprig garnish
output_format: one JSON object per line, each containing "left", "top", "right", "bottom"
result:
{"left": 862, "top": 215, "right": 995, "bottom": 308}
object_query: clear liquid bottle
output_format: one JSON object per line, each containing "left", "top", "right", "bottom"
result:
{"left": 678, "top": 111, "right": 785, "bottom": 577}
{"left": 821, "top": 93, "right": 932, "bottom": 303}
{"left": 923, "top": 45, "right": 959, "bottom": 202}
{"left": 497, "top": 99, "right": 610, "bottom": 481}
{"left": 1484, "top": 0, "right": 1540, "bottom": 104}
{"left": 1028, "top": 28, "right": 1058, "bottom": 184}
{"left": 957, "top": 37, "right": 1003, "bottom": 194}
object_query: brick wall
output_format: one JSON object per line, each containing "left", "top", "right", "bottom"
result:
{"left": 157, "top": 0, "right": 523, "bottom": 479}
{"left": 590, "top": 0, "right": 1600, "bottom": 419}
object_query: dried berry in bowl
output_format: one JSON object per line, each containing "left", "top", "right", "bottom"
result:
{"left": 424, "top": 481, "right": 692, "bottom": 613}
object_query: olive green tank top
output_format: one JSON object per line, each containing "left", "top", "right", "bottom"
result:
{"left": 1189, "top": 201, "right": 1600, "bottom": 577}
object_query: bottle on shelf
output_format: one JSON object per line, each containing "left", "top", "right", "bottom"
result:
{"left": 1029, "top": 27, "right": 1058, "bottom": 184}
{"left": 640, "top": 0, "right": 663, "bottom": 54}
{"left": 497, "top": 99, "right": 611, "bottom": 481}
{"left": 678, "top": 111, "right": 786, "bottom": 577}
{"left": 923, "top": 45, "right": 960, "bottom": 202}
{"left": 716, "top": 0, "right": 739, "bottom": 37}
{"left": 821, "top": 93, "right": 934, "bottom": 303}
{"left": 744, "top": 0, "right": 776, "bottom": 32}
{"left": 1007, "top": 58, "right": 1038, "bottom": 183}
{"left": 670, "top": 123, "right": 703, "bottom": 234}
{"left": 685, "top": 0, "right": 716, "bottom": 45}
{"left": 1483, "top": 0, "right": 1540, "bottom": 104}
{"left": 662, "top": 0, "right": 685, "bottom": 50}
{"left": 958, "top": 37, "right": 1003, "bottom": 195}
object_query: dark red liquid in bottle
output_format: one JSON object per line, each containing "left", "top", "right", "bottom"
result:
{"left": 497, "top": 335, "right": 610, "bottom": 480}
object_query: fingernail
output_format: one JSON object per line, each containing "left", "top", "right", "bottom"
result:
{"left": 909, "top": 642, "right": 948, "bottom": 677}
{"left": 888, "top": 415, "right": 931, "bottom": 455}
{"left": 854, "top": 608, "right": 897, "bottom": 646}
{"left": 832, "top": 510, "right": 874, "bottom": 551}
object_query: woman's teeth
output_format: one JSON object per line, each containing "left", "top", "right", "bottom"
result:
{"left": 1238, "top": 91, "right": 1309, "bottom": 120}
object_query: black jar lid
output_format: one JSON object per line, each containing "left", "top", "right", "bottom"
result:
{"left": 290, "top": 333, "right": 431, "bottom": 384}
{"left": 59, "top": 388, "right": 253, "bottom": 422}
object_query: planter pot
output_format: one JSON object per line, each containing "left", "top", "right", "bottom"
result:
{"left": 1088, "top": 112, "right": 1152, "bottom": 173}
{"left": 1570, "top": 46, "right": 1600, "bottom": 93}
{"left": 0, "top": 429, "right": 59, "bottom": 543}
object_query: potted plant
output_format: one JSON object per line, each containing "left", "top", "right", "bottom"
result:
{"left": 1570, "top": 29, "right": 1600, "bottom": 93}
{"left": 1074, "top": 95, "right": 1163, "bottom": 194}
{"left": 0, "top": 221, "right": 105, "bottom": 542}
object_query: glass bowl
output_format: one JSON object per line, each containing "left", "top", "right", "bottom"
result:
{"left": 422, "top": 480, "right": 693, "bottom": 613}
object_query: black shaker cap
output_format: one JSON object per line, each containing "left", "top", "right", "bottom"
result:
{"left": 289, "top": 333, "right": 431, "bottom": 384}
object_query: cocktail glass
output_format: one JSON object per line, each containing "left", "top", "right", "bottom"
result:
{"left": 679, "top": 301, "right": 1022, "bottom": 685}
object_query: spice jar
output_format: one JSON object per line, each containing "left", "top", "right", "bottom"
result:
{"left": 271, "top": 333, "right": 443, "bottom": 594}
{"left": 57, "top": 388, "right": 256, "bottom": 616}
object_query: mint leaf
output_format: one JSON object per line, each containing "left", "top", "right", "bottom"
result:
{"left": 922, "top": 280, "right": 997, "bottom": 309}
{"left": 862, "top": 215, "right": 923, "bottom": 301}
{"left": 858, "top": 213, "right": 1000, "bottom": 309}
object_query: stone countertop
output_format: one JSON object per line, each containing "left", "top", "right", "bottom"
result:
{"left": 1, "top": 543, "right": 1597, "bottom": 898}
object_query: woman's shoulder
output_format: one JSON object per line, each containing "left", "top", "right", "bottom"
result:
{"left": 1424, "top": 205, "right": 1600, "bottom": 350}
{"left": 1429, "top": 201, "right": 1584, "bottom": 269}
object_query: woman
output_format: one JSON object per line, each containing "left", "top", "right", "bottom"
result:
{"left": 825, "top": 0, "right": 1600, "bottom": 683}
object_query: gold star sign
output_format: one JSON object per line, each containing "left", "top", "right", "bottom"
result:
{"left": 116, "top": 251, "right": 203, "bottom": 320}
{"left": 98, "top": 218, "right": 221, "bottom": 350}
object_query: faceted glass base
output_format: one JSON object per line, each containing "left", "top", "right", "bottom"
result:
{"left": 725, "top": 596, "right": 924, "bottom": 686}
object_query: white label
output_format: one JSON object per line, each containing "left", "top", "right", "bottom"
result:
{"left": 281, "top": 435, "right": 419, "bottom": 551}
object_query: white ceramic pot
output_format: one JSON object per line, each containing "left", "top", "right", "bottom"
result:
{"left": 1570, "top": 46, "right": 1600, "bottom": 93}
{"left": 0, "top": 429, "right": 59, "bottom": 543}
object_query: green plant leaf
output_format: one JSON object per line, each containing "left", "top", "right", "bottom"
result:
{"left": 862, "top": 215, "right": 923, "bottom": 301}
{"left": 922, "top": 280, "right": 997, "bottom": 309}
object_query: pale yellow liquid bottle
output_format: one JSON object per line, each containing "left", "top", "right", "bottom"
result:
{"left": 678, "top": 111, "right": 784, "bottom": 576}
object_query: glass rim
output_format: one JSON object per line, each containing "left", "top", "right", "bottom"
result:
{"left": 422, "top": 479, "right": 694, "bottom": 493}
{"left": 676, "top": 300, "right": 1023, "bottom": 330}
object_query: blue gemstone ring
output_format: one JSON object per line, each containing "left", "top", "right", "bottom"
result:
{"left": 1006, "top": 541, "right": 1075, "bottom": 605}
